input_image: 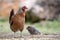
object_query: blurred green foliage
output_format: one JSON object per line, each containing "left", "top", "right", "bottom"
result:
{"left": 0, "top": 19, "right": 60, "bottom": 34}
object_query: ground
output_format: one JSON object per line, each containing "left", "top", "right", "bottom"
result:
{"left": 0, "top": 19, "right": 60, "bottom": 39}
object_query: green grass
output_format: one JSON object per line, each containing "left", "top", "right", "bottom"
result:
{"left": 0, "top": 19, "right": 60, "bottom": 34}
{"left": 0, "top": 21, "right": 12, "bottom": 33}
{"left": 35, "top": 21, "right": 60, "bottom": 34}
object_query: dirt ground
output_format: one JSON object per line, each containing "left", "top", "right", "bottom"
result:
{"left": 0, "top": 32, "right": 60, "bottom": 40}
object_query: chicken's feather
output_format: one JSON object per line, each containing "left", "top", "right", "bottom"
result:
{"left": 9, "top": 9, "right": 14, "bottom": 23}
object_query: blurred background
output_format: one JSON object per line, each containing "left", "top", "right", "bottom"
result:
{"left": 0, "top": 0, "right": 60, "bottom": 35}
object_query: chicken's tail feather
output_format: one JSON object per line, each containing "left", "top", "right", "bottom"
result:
{"left": 9, "top": 9, "right": 14, "bottom": 22}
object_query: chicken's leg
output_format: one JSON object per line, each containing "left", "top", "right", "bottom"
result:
{"left": 20, "top": 32, "right": 23, "bottom": 38}
{"left": 14, "top": 32, "right": 17, "bottom": 38}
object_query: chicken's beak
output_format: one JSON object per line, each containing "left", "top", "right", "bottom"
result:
{"left": 25, "top": 7, "right": 28, "bottom": 9}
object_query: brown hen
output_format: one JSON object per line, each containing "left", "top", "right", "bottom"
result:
{"left": 9, "top": 6, "right": 27, "bottom": 37}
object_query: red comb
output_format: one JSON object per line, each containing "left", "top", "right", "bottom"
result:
{"left": 22, "top": 6, "right": 27, "bottom": 9}
{"left": 22, "top": 6, "right": 27, "bottom": 12}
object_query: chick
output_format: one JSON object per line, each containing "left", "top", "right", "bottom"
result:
{"left": 27, "top": 26, "right": 41, "bottom": 35}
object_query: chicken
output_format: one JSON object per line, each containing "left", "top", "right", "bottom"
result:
{"left": 27, "top": 26, "right": 41, "bottom": 35}
{"left": 9, "top": 6, "right": 27, "bottom": 37}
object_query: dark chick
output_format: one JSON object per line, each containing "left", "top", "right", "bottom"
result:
{"left": 9, "top": 6, "right": 27, "bottom": 37}
{"left": 27, "top": 26, "right": 41, "bottom": 35}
